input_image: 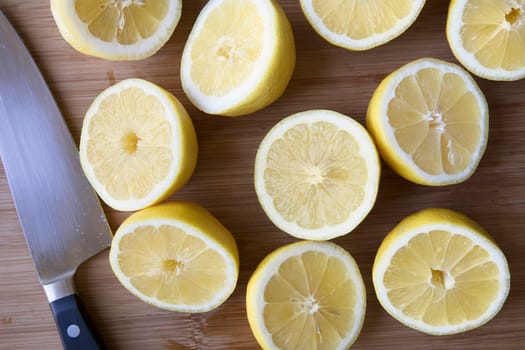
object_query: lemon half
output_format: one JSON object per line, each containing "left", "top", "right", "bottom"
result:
{"left": 373, "top": 208, "right": 510, "bottom": 335}
{"left": 300, "top": 0, "right": 426, "bottom": 50}
{"left": 367, "top": 58, "right": 489, "bottom": 186}
{"left": 447, "top": 0, "right": 525, "bottom": 81}
{"left": 254, "top": 110, "right": 380, "bottom": 240}
{"left": 247, "top": 240, "right": 366, "bottom": 349}
{"left": 79, "top": 79, "right": 197, "bottom": 211}
{"left": 109, "top": 201, "right": 239, "bottom": 312}
{"left": 180, "top": 0, "right": 295, "bottom": 116}
{"left": 51, "top": 0, "right": 182, "bottom": 60}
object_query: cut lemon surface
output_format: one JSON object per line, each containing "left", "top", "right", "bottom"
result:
{"left": 373, "top": 208, "right": 510, "bottom": 335}
{"left": 367, "top": 58, "right": 489, "bottom": 186}
{"left": 447, "top": 0, "right": 525, "bottom": 81}
{"left": 299, "top": 0, "right": 426, "bottom": 50}
{"left": 180, "top": 0, "right": 295, "bottom": 116}
{"left": 254, "top": 110, "right": 380, "bottom": 240}
{"left": 109, "top": 201, "right": 239, "bottom": 312}
{"left": 247, "top": 240, "right": 366, "bottom": 350}
{"left": 79, "top": 78, "right": 197, "bottom": 211}
{"left": 50, "top": 0, "right": 181, "bottom": 60}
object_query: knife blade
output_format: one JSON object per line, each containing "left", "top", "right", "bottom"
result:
{"left": 0, "top": 10, "right": 112, "bottom": 350}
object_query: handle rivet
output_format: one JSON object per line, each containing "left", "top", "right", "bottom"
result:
{"left": 67, "top": 324, "right": 80, "bottom": 338}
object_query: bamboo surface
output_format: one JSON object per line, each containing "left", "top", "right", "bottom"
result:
{"left": 1, "top": 1, "right": 524, "bottom": 349}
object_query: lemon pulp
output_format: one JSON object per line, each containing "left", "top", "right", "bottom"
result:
{"left": 459, "top": 0, "right": 525, "bottom": 71}
{"left": 447, "top": 0, "right": 525, "bottom": 80}
{"left": 373, "top": 208, "right": 510, "bottom": 335}
{"left": 189, "top": 0, "right": 264, "bottom": 96}
{"left": 367, "top": 58, "right": 488, "bottom": 185}
{"left": 264, "top": 250, "right": 359, "bottom": 348}
{"left": 109, "top": 201, "right": 239, "bottom": 312}
{"left": 265, "top": 122, "right": 367, "bottom": 229}
{"left": 385, "top": 230, "right": 501, "bottom": 326}
{"left": 255, "top": 110, "right": 380, "bottom": 240}
{"left": 313, "top": 0, "right": 414, "bottom": 39}
{"left": 86, "top": 87, "right": 173, "bottom": 201}
{"left": 300, "top": 0, "right": 426, "bottom": 50}
{"left": 247, "top": 241, "right": 366, "bottom": 349}
{"left": 75, "top": 0, "right": 169, "bottom": 44}
{"left": 388, "top": 67, "right": 483, "bottom": 175}
{"left": 118, "top": 224, "right": 228, "bottom": 306}
{"left": 80, "top": 79, "right": 197, "bottom": 211}
{"left": 180, "top": 0, "right": 295, "bottom": 116}
{"left": 50, "top": 0, "right": 181, "bottom": 60}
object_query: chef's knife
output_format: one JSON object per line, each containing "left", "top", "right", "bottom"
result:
{"left": 0, "top": 10, "right": 112, "bottom": 350}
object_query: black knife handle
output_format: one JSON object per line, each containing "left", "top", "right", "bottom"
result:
{"left": 50, "top": 294, "right": 106, "bottom": 350}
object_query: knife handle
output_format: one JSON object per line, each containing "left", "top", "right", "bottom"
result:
{"left": 50, "top": 294, "right": 106, "bottom": 350}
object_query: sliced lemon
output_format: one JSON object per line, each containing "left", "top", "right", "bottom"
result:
{"left": 299, "top": 0, "right": 426, "bottom": 50}
{"left": 180, "top": 0, "right": 295, "bottom": 117}
{"left": 254, "top": 110, "right": 380, "bottom": 240}
{"left": 109, "top": 201, "right": 239, "bottom": 312}
{"left": 79, "top": 78, "right": 197, "bottom": 211}
{"left": 247, "top": 240, "right": 366, "bottom": 350}
{"left": 447, "top": 0, "right": 525, "bottom": 81}
{"left": 366, "top": 58, "right": 489, "bottom": 186}
{"left": 373, "top": 208, "right": 510, "bottom": 335}
{"left": 50, "top": 0, "right": 182, "bottom": 60}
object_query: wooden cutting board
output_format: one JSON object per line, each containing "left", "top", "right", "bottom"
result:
{"left": 1, "top": 1, "right": 524, "bottom": 349}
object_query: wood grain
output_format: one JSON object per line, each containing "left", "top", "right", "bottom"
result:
{"left": 1, "top": 1, "right": 524, "bottom": 349}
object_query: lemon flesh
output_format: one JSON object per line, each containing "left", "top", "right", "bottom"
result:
{"left": 447, "top": 0, "right": 525, "bottom": 80}
{"left": 75, "top": 0, "right": 168, "bottom": 44}
{"left": 188, "top": 0, "right": 263, "bottom": 97}
{"left": 110, "top": 201, "right": 239, "bottom": 312}
{"left": 79, "top": 79, "right": 198, "bottom": 211}
{"left": 373, "top": 208, "right": 510, "bottom": 335}
{"left": 51, "top": 0, "right": 181, "bottom": 60}
{"left": 266, "top": 122, "right": 367, "bottom": 229}
{"left": 367, "top": 58, "right": 488, "bottom": 186}
{"left": 255, "top": 110, "right": 380, "bottom": 240}
{"left": 118, "top": 224, "right": 228, "bottom": 306}
{"left": 181, "top": 0, "right": 295, "bottom": 116}
{"left": 390, "top": 67, "right": 482, "bottom": 175}
{"left": 247, "top": 241, "right": 366, "bottom": 350}
{"left": 300, "top": 0, "right": 426, "bottom": 50}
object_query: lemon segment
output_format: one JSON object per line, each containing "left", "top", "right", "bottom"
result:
{"left": 109, "top": 201, "right": 239, "bottom": 312}
{"left": 373, "top": 208, "right": 510, "bottom": 335}
{"left": 254, "top": 110, "right": 380, "bottom": 240}
{"left": 447, "top": 0, "right": 525, "bottom": 80}
{"left": 50, "top": 0, "right": 181, "bottom": 60}
{"left": 367, "top": 58, "right": 488, "bottom": 186}
{"left": 180, "top": 0, "right": 295, "bottom": 116}
{"left": 300, "top": 0, "right": 426, "bottom": 50}
{"left": 79, "top": 79, "right": 198, "bottom": 211}
{"left": 247, "top": 241, "right": 366, "bottom": 350}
